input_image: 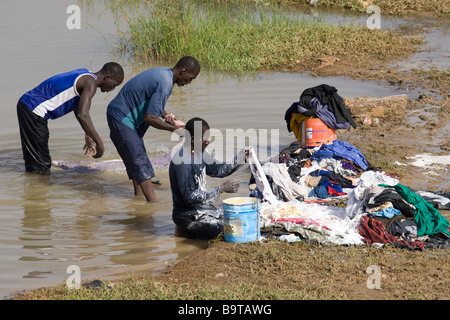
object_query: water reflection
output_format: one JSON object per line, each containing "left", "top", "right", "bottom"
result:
{"left": 16, "top": 168, "right": 209, "bottom": 289}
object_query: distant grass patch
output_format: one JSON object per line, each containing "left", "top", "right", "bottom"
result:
{"left": 119, "top": 0, "right": 423, "bottom": 72}
{"left": 273, "top": 0, "right": 450, "bottom": 15}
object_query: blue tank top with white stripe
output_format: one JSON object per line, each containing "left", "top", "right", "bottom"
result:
{"left": 20, "top": 68, "right": 97, "bottom": 120}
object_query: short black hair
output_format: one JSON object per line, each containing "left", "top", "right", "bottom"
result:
{"left": 185, "top": 117, "right": 209, "bottom": 139}
{"left": 174, "top": 56, "right": 200, "bottom": 73}
{"left": 101, "top": 62, "right": 124, "bottom": 81}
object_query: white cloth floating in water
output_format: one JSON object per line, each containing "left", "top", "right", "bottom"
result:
{"left": 52, "top": 153, "right": 171, "bottom": 173}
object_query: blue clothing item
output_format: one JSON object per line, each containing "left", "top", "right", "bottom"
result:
{"left": 311, "top": 139, "right": 369, "bottom": 170}
{"left": 308, "top": 184, "right": 330, "bottom": 199}
{"left": 309, "top": 97, "right": 351, "bottom": 130}
{"left": 250, "top": 189, "right": 264, "bottom": 200}
{"left": 369, "top": 207, "right": 402, "bottom": 219}
{"left": 107, "top": 67, "right": 173, "bottom": 131}
{"left": 107, "top": 114, "right": 155, "bottom": 184}
{"left": 20, "top": 68, "right": 97, "bottom": 120}
{"left": 308, "top": 180, "right": 344, "bottom": 199}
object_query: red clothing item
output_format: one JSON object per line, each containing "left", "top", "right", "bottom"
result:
{"left": 358, "top": 215, "right": 424, "bottom": 249}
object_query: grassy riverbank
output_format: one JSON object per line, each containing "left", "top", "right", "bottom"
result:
{"left": 119, "top": 0, "right": 423, "bottom": 72}
{"left": 13, "top": 239, "right": 450, "bottom": 300}
{"left": 226, "top": 0, "right": 449, "bottom": 16}
{"left": 297, "top": 0, "right": 449, "bottom": 15}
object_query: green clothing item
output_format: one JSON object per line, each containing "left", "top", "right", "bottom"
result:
{"left": 381, "top": 183, "right": 450, "bottom": 237}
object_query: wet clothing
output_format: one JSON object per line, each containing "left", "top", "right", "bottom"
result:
{"left": 17, "top": 100, "right": 51, "bottom": 173}
{"left": 383, "top": 183, "right": 450, "bottom": 238}
{"left": 107, "top": 67, "right": 173, "bottom": 131}
{"left": 107, "top": 67, "right": 174, "bottom": 183}
{"left": 169, "top": 146, "right": 246, "bottom": 239}
{"left": 358, "top": 215, "right": 424, "bottom": 250}
{"left": 17, "top": 68, "right": 96, "bottom": 173}
{"left": 107, "top": 114, "right": 155, "bottom": 183}
{"left": 20, "top": 68, "right": 97, "bottom": 120}
{"left": 308, "top": 97, "right": 352, "bottom": 130}
{"left": 298, "top": 84, "right": 356, "bottom": 129}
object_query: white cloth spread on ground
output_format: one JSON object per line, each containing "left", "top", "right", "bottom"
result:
{"left": 260, "top": 200, "right": 363, "bottom": 245}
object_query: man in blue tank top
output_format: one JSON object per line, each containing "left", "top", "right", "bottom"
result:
{"left": 17, "top": 62, "right": 124, "bottom": 174}
{"left": 107, "top": 56, "right": 200, "bottom": 203}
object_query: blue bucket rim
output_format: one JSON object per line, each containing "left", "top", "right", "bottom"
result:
{"left": 223, "top": 197, "right": 261, "bottom": 206}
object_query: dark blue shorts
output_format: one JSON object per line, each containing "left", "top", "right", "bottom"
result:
{"left": 107, "top": 114, "right": 154, "bottom": 184}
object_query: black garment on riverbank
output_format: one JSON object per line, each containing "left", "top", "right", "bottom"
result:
{"left": 285, "top": 84, "right": 357, "bottom": 132}
{"left": 299, "top": 84, "right": 356, "bottom": 128}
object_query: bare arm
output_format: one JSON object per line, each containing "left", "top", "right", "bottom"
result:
{"left": 73, "top": 75, "right": 104, "bottom": 158}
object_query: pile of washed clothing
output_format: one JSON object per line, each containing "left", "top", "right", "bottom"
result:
{"left": 347, "top": 170, "right": 450, "bottom": 250}
{"left": 257, "top": 139, "right": 375, "bottom": 202}
{"left": 248, "top": 141, "right": 450, "bottom": 250}
{"left": 249, "top": 83, "right": 450, "bottom": 249}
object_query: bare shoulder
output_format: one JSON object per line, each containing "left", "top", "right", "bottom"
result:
{"left": 76, "top": 74, "right": 97, "bottom": 95}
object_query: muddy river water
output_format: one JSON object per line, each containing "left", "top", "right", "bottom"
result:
{"left": 0, "top": 1, "right": 448, "bottom": 298}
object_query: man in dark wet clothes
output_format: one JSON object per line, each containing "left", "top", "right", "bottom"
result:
{"left": 17, "top": 62, "right": 124, "bottom": 174}
{"left": 169, "top": 117, "right": 248, "bottom": 239}
{"left": 107, "top": 56, "right": 200, "bottom": 203}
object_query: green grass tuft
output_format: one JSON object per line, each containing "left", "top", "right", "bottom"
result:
{"left": 117, "top": 0, "right": 423, "bottom": 72}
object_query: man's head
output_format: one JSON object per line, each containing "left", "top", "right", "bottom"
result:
{"left": 98, "top": 62, "right": 124, "bottom": 92}
{"left": 185, "top": 117, "right": 210, "bottom": 153}
{"left": 172, "top": 56, "right": 200, "bottom": 87}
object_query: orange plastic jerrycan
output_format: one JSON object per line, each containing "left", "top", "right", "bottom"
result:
{"left": 301, "top": 118, "right": 337, "bottom": 148}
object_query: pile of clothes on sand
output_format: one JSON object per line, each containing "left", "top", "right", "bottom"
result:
{"left": 246, "top": 84, "right": 450, "bottom": 250}
{"left": 248, "top": 140, "right": 450, "bottom": 250}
